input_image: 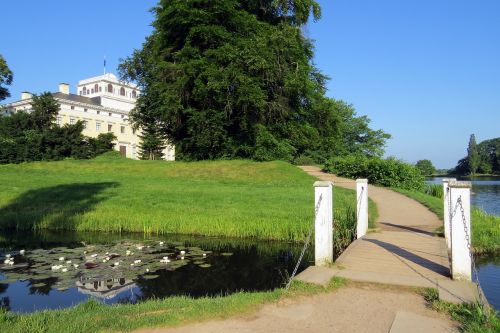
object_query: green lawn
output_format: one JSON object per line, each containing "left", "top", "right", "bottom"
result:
{"left": 0, "top": 154, "right": 362, "bottom": 242}
{"left": 393, "top": 188, "right": 500, "bottom": 254}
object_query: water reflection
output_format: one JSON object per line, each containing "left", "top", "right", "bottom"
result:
{"left": 0, "top": 230, "right": 313, "bottom": 313}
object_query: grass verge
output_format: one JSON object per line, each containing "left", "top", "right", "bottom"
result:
{"left": 0, "top": 278, "right": 346, "bottom": 333}
{"left": 0, "top": 155, "right": 360, "bottom": 242}
{"left": 422, "top": 288, "right": 500, "bottom": 333}
{"left": 393, "top": 188, "right": 500, "bottom": 254}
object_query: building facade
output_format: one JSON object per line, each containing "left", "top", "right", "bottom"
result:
{"left": 5, "top": 73, "right": 175, "bottom": 160}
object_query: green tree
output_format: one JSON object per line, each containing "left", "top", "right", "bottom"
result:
{"left": 119, "top": 0, "right": 389, "bottom": 161}
{"left": 467, "top": 134, "right": 479, "bottom": 176}
{"left": 415, "top": 159, "right": 436, "bottom": 176}
{"left": 0, "top": 55, "right": 13, "bottom": 102}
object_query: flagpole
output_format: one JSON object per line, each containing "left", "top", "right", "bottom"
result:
{"left": 104, "top": 56, "right": 106, "bottom": 75}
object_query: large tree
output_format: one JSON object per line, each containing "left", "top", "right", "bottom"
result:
{"left": 415, "top": 159, "right": 436, "bottom": 176}
{"left": 0, "top": 55, "right": 13, "bottom": 102}
{"left": 119, "top": 0, "right": 389, "bottom": 161}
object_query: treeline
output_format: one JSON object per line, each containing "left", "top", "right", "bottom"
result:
{"left": 453, "top": 136, "right": 500, "bottom": 175}
{"left": 119, "top": 0, "right": 390, "bottom": 162}
{"left": 0, "top": 93, "right": 116, "bottom": 164}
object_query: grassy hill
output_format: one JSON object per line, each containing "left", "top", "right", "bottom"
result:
{"left": 0, "top": 154, "right": 361, "bottom": 242}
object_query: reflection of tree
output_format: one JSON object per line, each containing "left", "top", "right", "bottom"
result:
{"left": 28, "top": 277, "right": 58, "bottom": 295}
{"left": 0, "top": 282, "right": 8, "bottom": 295}
{"left": 0, "top": 297, "right": 10, "bottom": 312}
{"left": 135, "top": 246, "right": 307, "bottom": 300}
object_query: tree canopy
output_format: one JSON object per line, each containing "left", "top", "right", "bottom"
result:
{"left": 0, "top": 55, "right": 13, "bottom": 102}
{"left": 453, "top": 136, "right": 500, "bottom": 175}
{"left": 0, "top": 93, "right": 116, "bottom": 164}
{"left": 119, "top": 0, "right": 389, "bottom": 161}
{"left": 415, "top": 159, "right": 436, "bottom": 176}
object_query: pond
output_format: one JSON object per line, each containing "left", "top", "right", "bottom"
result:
{"left": 0, "top": 230, "right": 313, "bottom": 313}
{"left": 426, "top": 176, "right": 500, "bottom": 216}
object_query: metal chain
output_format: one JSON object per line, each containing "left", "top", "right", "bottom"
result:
{"left": 449, "top": 195, "right": 486, "bottom": 307}
{"left": 285, "top": 193, "right": 323, "bottom": 290}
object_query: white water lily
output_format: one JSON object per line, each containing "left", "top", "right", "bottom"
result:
{"left": 114, "top": 262, "right": 119, "bottom": 266}
{"left": 202, "top": 253, "right": 207, "bottom": 257}
{"left": 19, "top": 250, "right": 26, "bottom": 255}
{"left": 134, "top": 259, "right": 141, "bottom": 264}
{"left": 180, "top": 256, "right": 185, "bottom": 260}
{"left": 159, "top": 241, "right": 164, "bottom": 245}
{"left": 73, "top": 264, "right": 79, "bottom": 268}
{"left": 91, "top": 254, "right": 98, "bottom": 258}
{"left": 66, "top": 260, "right": 72, "bottom": 264}
{"left": 61, "top": 268, "right": 68, "bottom": 273}
{"left": 180, "top": 250, "right": 186, "bottom": 255}
{"left": 59, "top": 257, "right": 65, "bottom": 261}
{"left": 3, "top": 259, "right": 10, "bottom": 264}
{"left": 5, "top": 254, "right": 11, "bottom": 258}
{"left": 146, "top": 268, "right": 150, "bottom": 272}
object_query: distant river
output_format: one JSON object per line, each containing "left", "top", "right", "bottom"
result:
{"left": 426, "top": 176, "right": 500, "bottom": 216}
{"left": 427, "top": 176, "right": 500, "bottom": 311}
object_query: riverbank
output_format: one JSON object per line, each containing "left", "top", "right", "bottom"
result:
{"left": 0, "top": 155, "right": 362, "bottom": 242}
{"left": 393, "top": 189, "right": 500, "bottom": 254}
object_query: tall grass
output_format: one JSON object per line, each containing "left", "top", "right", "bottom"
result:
{"left": 0, "top": 157, "right": 361, "bottom": 243}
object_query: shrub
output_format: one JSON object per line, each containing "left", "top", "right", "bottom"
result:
{"left": 293, "top": 154, "right": 316, "bottom": 165}
{"left": 324, "top": 155, "right": 424, "bottom": 191}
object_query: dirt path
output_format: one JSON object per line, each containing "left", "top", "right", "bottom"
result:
{"left": 298, "top": 166, "right": 442, "bottom": 232}
{"left": 135, "top": 284, "right": 456, "bottom": 333}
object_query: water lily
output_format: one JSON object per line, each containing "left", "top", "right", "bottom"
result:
{"left": 134, "top": 259, "right": 141, "bottom": 264}
{"left": 66, "top": 260, "right": 72, "bottom": 264}
{"left": 61, "top": 268, "right": 68, "bottom": 273}
{"left": 59, "top": 257, "right": 65, "bottom": 261}
{"left": 180, "top": 250, "right": 186, "bottom": 255}
{"left": 19, "top": 250, "right": 26, "bottom": 255}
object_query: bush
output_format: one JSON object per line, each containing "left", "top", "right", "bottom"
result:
{"left": 324, "top": 155, "right": 424, "bottom": 191}
{"left": 293, "top": 154, "right": 316, "bottom": 165}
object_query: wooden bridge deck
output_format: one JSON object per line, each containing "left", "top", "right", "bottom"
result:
{"left": 299, "top": 166, "right": 451, "bottom": 288}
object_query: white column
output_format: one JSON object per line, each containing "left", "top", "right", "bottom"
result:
{"left": 442, "top": 178, "right": 456, "bottom": 252}
{"left": 449, "top": 181, "right": 472, "bottom": 281}
{"left": 314, "top": 181, "right": 333, "bottom": 266}
{"left": 356, "top": 179, "right": 369, "bottom": 239}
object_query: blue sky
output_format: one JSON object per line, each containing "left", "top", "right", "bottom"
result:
{"left": 2, "top": 0, "right": 499, "bottom": 168}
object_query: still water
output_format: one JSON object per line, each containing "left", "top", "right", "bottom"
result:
{"left": 0, "top": 230, "right": 313, "bottom": 313}
{"left": 427, "top": 176, "right": 500, "bottom": 312}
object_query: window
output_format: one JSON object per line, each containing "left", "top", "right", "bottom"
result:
{"left": 132, "top": 129, "right": 136, "bottom": 135}
{"left": 94, "top": 84, "right": 99, "bottom": 93}
{"left": 120, "top": 126, "right": 125, "bottom": 134}
{"left": 91, "top": 88, "right": 94, "bottom": 94}
{"left": 121, "top": 114, "right": 124, "bottom": 119}
{"left": 83, "top": 87, "right": 87, "bottom": 95}
{"left": 108, "top": 124, "right": 112, "bottom": 132}
{"left": 84, "top": 108, "right": 88, "bottom": 112}
{"left": 108, "top": 112, "right": 112, "bottom": 117}
{"left": 97, "top": 110, "right": 100, "bottom": 115}
{"left": 56, "top": 116, "right": 62, "bottom": 125}
{"left": 79, "top": 91, "right": 82, "bottom": 96}
{"left": 71, "top": 105, "right": 75, "bottom": 110}
{"left": 120, "top": 87, "right": 125, "bottom": 96}
{"left": 70, "top": 117, "right": 76, "bottom": 125}
{"left": 83, "top": 120, "right": 88, "bottom": 129}
{"left": 99, "top": 87, "right": 102, "bottom": 92}
{"left": 107, "top": 84, "right": 113, "bottom": 93}
{"left": 132, "top": 90, "right": 137, "bottom": 98}
{"left": 96, "top": 122, "right": 101, "bottom": 131}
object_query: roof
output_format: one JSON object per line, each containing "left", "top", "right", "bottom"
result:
{"left": 51, "top": 92, "right": 102, "bottom": 106}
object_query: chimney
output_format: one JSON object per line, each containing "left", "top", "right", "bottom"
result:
{"left": 59, "top": 83, "right": 70, "bottom": 94}
{"left": 21, "top": 92, "right": 33, "bottom": 100}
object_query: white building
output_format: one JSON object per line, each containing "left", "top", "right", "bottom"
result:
{"left": 4, "top": 73, "right": 175, "bottom": 160}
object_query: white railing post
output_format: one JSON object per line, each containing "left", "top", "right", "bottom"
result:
{"left": 442, "top": 178, "right": 456, "bottom": 252}
{"left": 356, "top": 179, "right": 369, "bottom": 238}
{"left": 314, "top": 181, "right": 333, "bottom": 266}
{"left": 449, "top": 181, "right": 472, "bottom": 281}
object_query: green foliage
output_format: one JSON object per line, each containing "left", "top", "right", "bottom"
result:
{"left": 415, "top": 159, "right": 436, "bottom": 176}
{"left": 119, "top": 0, "right": 389, "bottom": 162}
{"left": 324, "top": 155, "right": 424, "bottom": 191}
{"left": 423, "top": 184, "right": 443, "bottom": 199}
{"left": 422, "top": 288, "right": 500, "bottom": 333}
{"left": 0, "top": 93, "right": 116, "bottom": 164}
{"left": 0, "top": 55, "right": 13, "bottom": 101}
{"left": 468, "top": 134, "right": 480, "bottom": 176}
{"left": 454, "top": 137, "right": 500, "bottom": 175}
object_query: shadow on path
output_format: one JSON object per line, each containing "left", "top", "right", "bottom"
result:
{"left": 365, "top": 238, "right": 450, "bottom": 277}
{"left": 0, "top": 182, "right": 119, "bottom": 230}
{"left": 379, "top": 222, "right": 437, "bottom": 236}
